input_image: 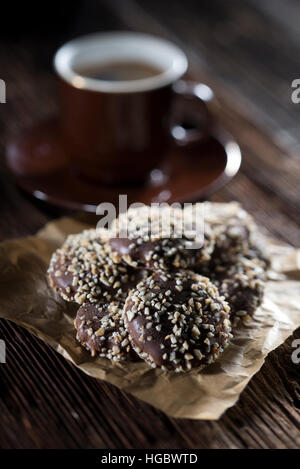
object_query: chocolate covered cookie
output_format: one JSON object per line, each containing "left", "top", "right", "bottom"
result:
{"left": 124, "top": 270, "right": 232, "bottom": 372}
{"left": 75, "top": 301, "right": 134, "bottom": 361}
{"left": 202, "top": 202, "right": 268, "bottom": 265}
{"left": 212, "top": 255, "right": 266, "bottom": 325}
{"left": 48, "top": 229, "right": 140, "bottom": 305}
{"left": 108, "top": 205, "right": 215, "bottom": 271}
{"left": 194, "top": 206, "right": 268, "bottom": 323}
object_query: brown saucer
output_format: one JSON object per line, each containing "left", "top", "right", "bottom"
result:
{"left": 6, "top": 120, "right": 241, "bottom": 212}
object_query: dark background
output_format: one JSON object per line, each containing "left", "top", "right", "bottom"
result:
{"left": 2, "top": 0, "right": 300, "bottom": 158}
{"left": 0, "top": 0, "right": 299, "bottom": 449}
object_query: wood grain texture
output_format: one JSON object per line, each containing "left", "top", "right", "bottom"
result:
{"left": 0, "top": 0, "right": 299, "bottom": 449}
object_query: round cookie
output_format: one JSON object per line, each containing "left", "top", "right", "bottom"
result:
{"left": 48, "top": 229, "right": 140, "bottom": 305}
{"left": 108, "top": 205, "right": 215, "bottom": 271}
{"left": 124, "top": 270, "right": 232, "bottom": 372}
{"left": 75, "top": 301, "right": 135, "bottom": 361}
{"left": 213, "top": 222, "right": 250, "bottom": 258}
{"left": 212, "top": 223, "right": 269, "bottom": 270}
{"left": 203, "top": 202, "right": 269, "bottom": 266}
{"left": 194, "top": 209, "right": 268, "bottom": 324}
{"left": 212, "top": 255, "right": 266, "bottom": 325}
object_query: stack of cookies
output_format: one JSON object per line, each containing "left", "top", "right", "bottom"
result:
{"left": 48, "top": 204, "right": 268, "bottom": 373}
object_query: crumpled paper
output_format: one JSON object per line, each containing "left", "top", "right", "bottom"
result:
{"left": 0, "top": 203, "right": 299, "bottom": 420}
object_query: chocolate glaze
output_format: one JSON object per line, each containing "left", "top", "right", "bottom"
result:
{"left": 47, "top": 230, "right": 142, "bottom": 304}
{"left": 195, "top": 220, "right": 268, "bottom": 324}
{"left": 212, "top": 257, "right": 266, "bottom": 323}
{"left": 124, "top": 271, "right": 232, "bottom": 372}
{"left": 75, "top": 302, "right": 138, "bottom": 361}
{"left": 108, "top": 205, "right": 215, "bottom": 271}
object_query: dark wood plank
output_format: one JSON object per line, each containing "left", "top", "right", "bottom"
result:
{"left": 0, "top": 0, "right": 299, "bottom": 449}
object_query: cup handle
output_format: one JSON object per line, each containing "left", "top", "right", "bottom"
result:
{"left": 170, "top": 79, "right": 214, "bottom": 148}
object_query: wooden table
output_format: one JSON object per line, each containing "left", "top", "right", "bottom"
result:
{"left": 0, "top": 0, "right": 299, "bottom": 449}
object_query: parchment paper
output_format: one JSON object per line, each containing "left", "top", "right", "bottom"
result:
{"left": 0, "top": 203, "right": 299, "bottom": 420}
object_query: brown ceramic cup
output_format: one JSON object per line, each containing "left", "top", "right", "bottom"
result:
{"left": 54, "top": 32, "right": 212, "bottom": 185}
